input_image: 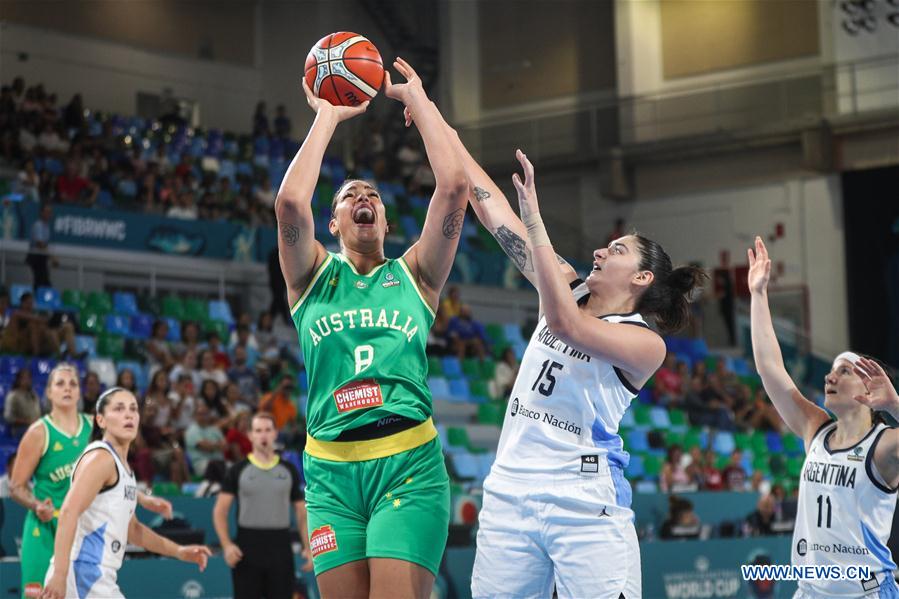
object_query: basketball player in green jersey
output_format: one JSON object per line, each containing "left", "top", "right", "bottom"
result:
{"left": 9, "top": 364, "right": 172, "bottom": 598}
{"left": 278, "top": 57, "right": 467, "bottom": 598}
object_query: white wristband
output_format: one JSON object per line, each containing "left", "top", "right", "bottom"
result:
{"left": 523, "top": 211, "right": 551, "bottom": 248}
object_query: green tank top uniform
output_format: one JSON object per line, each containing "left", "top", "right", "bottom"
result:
{"left": 33, "top": 413, "right": 92, "bottom": 510}
{"left": 292, "top": 252, "right": 436, "bottom": 443}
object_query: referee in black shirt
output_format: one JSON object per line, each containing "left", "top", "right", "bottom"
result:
{"left": 213, "top": 412, "right": 312, "bottom": 599}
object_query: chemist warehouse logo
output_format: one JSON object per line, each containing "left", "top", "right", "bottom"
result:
{"left": 509, "top": 397, "right": 582, "bottom": 436}
{"left": 310, "top": 525, "right": 338, "bottom": 558}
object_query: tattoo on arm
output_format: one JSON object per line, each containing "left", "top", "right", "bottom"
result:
{"left": 556, "top": 253, "right": 573, "bottom": 268}
{"left": 493, "top": 225, "right": 533, "bottom": 273}
{"left": 279, "top": 222, "right": 299, "bottom": 246}
{"left": 473, "top": 186, "right": 491, "bottom": 202}
{"left": 442, "top": 208, "right": 465, "bottom": 239}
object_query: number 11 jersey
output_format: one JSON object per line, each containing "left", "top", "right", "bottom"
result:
{"left": 490, "top": 280, "right": 648, "bottom": 481}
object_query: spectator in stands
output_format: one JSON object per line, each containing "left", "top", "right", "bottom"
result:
{"left": 447, "top": 304, "right": 489, "bottom": 361}
{"left": 258, "top": 375, "right": 300, "bottom": 447}
{"left": 56, "top": 159, "right": 97, "bottom": 205}
{"left": 169, "top": 373, "right": 197, "bottom": 434}
{"left": 273, "top": 104, "right": 291, "bottom": 139}
{"left": 63, "top": 93, "right": 84, "bottom": 130}
{"left": 701, "top": 448, "right": 725, "bottom": 491}
{"left": 17, "top": 158, "right": 41, "bottom": 202}
{"left": 489, "top": 346, "right": 519, "bottom": 400}
{"left": 660, "top": 445, "right": 695, "bottom": 493}
{"left": 0, "top": 452, "right": 15, "bottom": 498}
{"left": 199, "top": 379, "right": 232, "bottom": 430}
{"left": 198, "top": 349, "right": 229, "bottom": 387}
{"left": 26, "top": 204, "right": 54, "bottom": 288}
{"left": 654, "top": 352, "right": 683, "bottom": 406}
{"left": 178, "top": 321, "right": 202, "bottom": 356}
{"left": 266, "top": 247, "right": 290, "bottom": 325}
{"left": 745, "top": 492, "right": 778, "bottom": 536}
{"left": 224, "top": 410, "right": 252, "bottom": 461}
{"left": 116, "top": 368, "right": 138, "bottom": 394}
{"left": 229, "top": 314, "right": 258, "bottom": 350}
{"left": 683, "top": 372, "right": 735, "bottom": 431}
{"left": 254, "top": 311, "right": 279, "bottom": 363}
{"left": 146, "top": 319, "right": 175, "bottom": 373}
{"left": 134, "top": 397, "right": 190, "bottom": 486}
{"left": 170, "top": 348, "right": 200, "bottom": 390}
{"left": 206, "top": 332, "right": 231, "bottom": 370}
{"left": 252, "top": 101, "right": 270, "bottom": 137}
{"left": 660, "top": 496, "right": 701, "bottom": 539}
{"left": 0, "top": 292, "right": 77, "bottom": 358}
{"left": 683, "top": 446, "right": 706, "bottom": 489}
{"left": 185, "top": 400, "right": 226, "bottom": 478}
{"left": 440, "top": 285, "right": 463, "bottom": 319}
{"left": 426, "top": 308, "right": 451, "bottom": 356}
{"left": 144, "top": 370, "right": 172, "bottom": 425}
{"left": 81, "top": 371, "right": 102, "bottom": 414}
{"left": 167, "top": 190, "right": 199, "bottom": 220}
{"left": 0, "top": 292, "right": 10, "bottom": 334}
{"left": 228, "top": 345, "right": 259, "bottom": 405}
{"left": 222, "top": 381, "right": 252, "bottom": 416}
{"left": 3, "top": 369, "right": 41, "bottom": 436}
{"left": 231, "top": 325, "right": 260, "bottom": 367}
{"left": 735, "top": 387, "right": 785, "bottom": 433}
{"left": 722, "top": 449, "right": 747, "bottom": 491}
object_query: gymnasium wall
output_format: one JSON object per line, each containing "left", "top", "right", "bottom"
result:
{"left": 1, "top": 0, "right": 256, "bottom": 66}
{"left": 580, "top": 175, "right": 848, "bottom": 356}
{"left": 0, "top": 22, "right": 262, "bottom": 133}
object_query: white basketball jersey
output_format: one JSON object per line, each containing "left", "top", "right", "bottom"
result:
{"left": 58, "top": 441, "right": 138, "bottom": 588}
{"left": 490, "top": 281, "right": 646, "bottom": 484}
{"left": 793, "top": 421, "right": 897, "bottom": 597}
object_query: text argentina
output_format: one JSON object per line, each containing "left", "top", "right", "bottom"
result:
{"left": 536, "top": 325, "right": 591, "bottom": 362}
{"left": 308, "top": 308, "right": 419, "bottom": 346}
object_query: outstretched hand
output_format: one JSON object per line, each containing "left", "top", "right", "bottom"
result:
{"left": 301, "top": 78, "right": 369, "bottom": 122}
{"left": 853, "top": 357, "right": 899, "bottom": 418}
{"left": 747, "top": 236, "right": 772, "bottom": 295}
{"left": 511, "top": 149, "right": 539, "bottom": 220}
{"left": 177, "top": 544, "right": 212, "bottom": 571}
{"left": 384, "top": 57, "right": 426, "bottom": 106}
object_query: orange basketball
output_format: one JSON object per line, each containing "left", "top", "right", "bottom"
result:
{"left": 304, "top": 32, "right": 384, "bottom": 107}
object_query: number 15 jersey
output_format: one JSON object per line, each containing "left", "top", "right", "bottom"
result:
{"left": 490, "top": 281, "right": 648, "bottom": 482}
{"left": 292, "top": 252, "right": 435, "bottom": 441}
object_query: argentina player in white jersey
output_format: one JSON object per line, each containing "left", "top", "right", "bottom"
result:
{"left": 749, "top": 237, "right": 899, "bottom": 599}
{"left": 41, "top": 388, "right": 210, "bottom": 599}
{"left": 458, "top": 148, "right": 705, "bottom": 599}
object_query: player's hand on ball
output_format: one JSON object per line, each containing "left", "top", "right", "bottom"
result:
{"left": 300, "top": 546, "right": 314, "bottom": 572}
{"left": 853, "top": 357, "right": 899, "bottom": 417}
{"left": 301, "top": 78, "right": 369, "bottom": 122}
{"left": 39, "top": 573, "right": 66, "bottom": 599}
{"left": 511, "top": 149, "right": 539, "bottom": 219}
{"left": 177, "top": 545, "right": 212, "bottom": 571}
{"left": 34, "top": 497, "right": 54, "bottom": 523}
{"left": 223, "top": 543, "right": 244, "bottom": 568}
{"left": 747, "top": 236, "right": 771, "bottom": 295}
{"left": 384, "top": 57, "right": 425, "bottom": 105}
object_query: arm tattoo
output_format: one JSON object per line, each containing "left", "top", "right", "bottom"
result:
{"left": 493, "top": 225, "right": 533, "bottom": 273}
{"left": 279, "top": 222, "right": 299, "bottom": 246}
{"left": 442, "top": 208, "right": 465, "bottom": 239}
{"left": 473, "top": 186, "right": 491, "bottom": 202}
{"left": 556, "top": 253, "right": 571, "bottom": 267}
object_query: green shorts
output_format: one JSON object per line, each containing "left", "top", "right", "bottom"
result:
{"left": 20, "top": 511, "right": 57, "bottom": 597}
{"left": 303, "top": 434, "right": 450, "bottom": 576}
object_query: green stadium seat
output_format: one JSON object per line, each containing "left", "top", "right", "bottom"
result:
{"left": 783, "top": 433, "right": 803, "bottom": 454}
{"left": 86, "top": 291, "right": 113, "bottom": 314}
{"left": 769, "top": 454, "right": 788, "bottom": 477}
{"left": 79, "top": 312, "right": 105, "bottom": 335}
{"left": 184, "top": 298, "right": 208, "bottom": 323}
{"left": 750, "top": 431, "right": 768, "bottom": 456}
{"left": 668, "top": 408, "right": 688, "bottom": 428}
{"left": 469, "top": 379, "right": 491, "bottom": 401}
{"left": 161, "top": 296, "right": 185, "bottom": 320}
{"left": 485, "top": 324, "right": 506, "bottom": 347}
{"left": 734, "top": 432, "right": 751, "bottom": 451}
{"left": 427, "top": 356, "right": 443, "bottom": 376}
{"left": 683, "top": 428, "right": 703, "bottom": 450}
{"left": 643, "top": 455, "right": 663, "bottom": 477}
{"left": 62, "top": 289, "right": 86, "bottom": 311}
{"left": 97, "top": 334, "right": 125, "bottom": 360}
{"left": 138, "top": 294, "right": 162, "bottom": 316}
{"left": 204, "top": 320, "right": 229, "bottom": 341}
{"left": 752, "top": 455, "right": 771, "bottom": 475}
{"left": 633, "top": 404, "right": 652, "bottom": 427}
{"left": 664, "top": 431, "right": 685, "bottom": 447}
{"left": 477, "top": 402, "right": 505, "bottom": 427}
{"left": 715, "top": 454, "right": 730, "bottom": 470}
{"left": 462, "top": 358, "right": 481, "bottom": 378}
{"left": 480, "top": 359, "right": 497, "bottom": 380}
{"left": 787, "top": 456, "right": 804, "bottom": 478}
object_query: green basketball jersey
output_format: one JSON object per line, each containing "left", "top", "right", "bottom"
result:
{"left": 33, "top": 414, "right": 92, "bottom": 508}
{"left": 292, "top": 252, "right": 436, "bottom": 441}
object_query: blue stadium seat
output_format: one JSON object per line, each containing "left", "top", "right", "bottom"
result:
{"left": 164, "top": 317, "right": 181, "bottom": 342}
{"left": 428, "top": 377, "right": 451, "bottom": 400}
{"left": 105, "top": 315, "right": 131, "bottom": 336}
{"left": 766, "top": 431, "right": 784, "bottom": 453}
{"left": 635, "top": 480, "right": 659, "bottom": 494}
{"left": 441, "top": 357, "right": 463, "bottom": 379}
{"left": 88, "top": 358, "right": 116, "bottom": 388}
{"left": 448, "top": 378, "right": 471, "bottom": 402}
{"left": 30, "top": 358, "right": 56, "bottom": 381}
{"left": 130, "top": 314, "right": 154, "bottom": 340}
{"left": 0, "top": 356, "right": 27, "bottom": 377}
{"left": 478, "top": 452, "right": 496, "bottom": 481}
{"left": 649, "top": 407, "right": 671, "bottom": 429}
{"left": 637, "top": 387, "right": 654, "bottom": 404}
{"left": 689, "top": 338, "right": 709, "bottom": 360}
{"left": 713, "top": 431, "right": 736, "bottom": 455}
{"left": 10, "top": 284, "right": 32, "bottom": 306}
{"left": 298, "top": 371, "right": 308, "bottom": 392}
{"left": 451, "top": 452, "right": 481, "bottom": 480}
{"left": 619, "top": 409, "right": 636, "bottom": 429}
{"left": 35, "top": 287, "right": 61, "bottom": 311}
{"left": 625, "top": 429, "right": 650, "bottom": 453}
{"left": 400, "top": 215, "right": 421, "bottom": 239}
{"left": 502, "top": 323, "right": 525, "bottom": 345}
{"left": 625, "top": 454, "right": 645, "bottom": 479}
{"left": 113, "top": 292, "right": 139, "bottom": 316}
{"left": 208, "top": 300, "right": 234, "bottom": 325}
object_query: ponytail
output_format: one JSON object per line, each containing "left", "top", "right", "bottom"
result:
{"left": 634, "top": 235, "right": 708, "bottom": 335}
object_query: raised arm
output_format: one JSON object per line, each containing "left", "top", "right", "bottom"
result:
{"left": 388, "top": 59, "right": 468, "bottom": 305}
{"left": 436, "top": 122, "right": 576, "bottom": 288}
{"left": 852, "top": 357, "right": 899, "bottom": 487}
{"left": 509, "top": 150, "right": 665, "bottom": 381}
{"left": 748, "top": 236, "right": 829, "bottom": 445}
{"left": 276, "top": 81, "right": 369, "bottom": 307}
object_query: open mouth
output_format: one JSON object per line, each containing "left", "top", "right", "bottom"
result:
{"left": 592, "top": 262, "right": 602, "bottom": 272}
{"left": 352, "top": 204, "right": 376, "bottom": 225}
{"left": 825, "top": 389, "right": 837, "bottom": 395}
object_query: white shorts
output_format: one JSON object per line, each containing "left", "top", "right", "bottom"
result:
{"left": 471, "top": 469, "right": 642, "bottom": 599}
{"left": 45, "top": 559, "right": 124, "bottom": 599}
{"left": 793, "top": 574, "right": 899, "bottom": 599}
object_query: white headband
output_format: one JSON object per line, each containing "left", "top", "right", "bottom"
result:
{"left": 832, "top": 351, "right": 862, "bottom": 370}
